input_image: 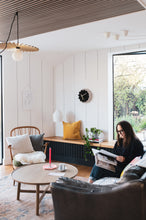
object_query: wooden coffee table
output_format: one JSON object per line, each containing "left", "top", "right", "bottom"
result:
{"left": 11, "top": 162, "right": 78, "bottom": 215}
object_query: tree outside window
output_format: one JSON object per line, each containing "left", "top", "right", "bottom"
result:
{"left": 113, "top": 53, "right": 146, "bottom": 143}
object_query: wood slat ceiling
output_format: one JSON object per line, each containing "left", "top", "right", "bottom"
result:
{"left": 0, "top": 0, "right": 144, "bottom": 42}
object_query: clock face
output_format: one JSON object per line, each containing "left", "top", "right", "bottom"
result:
{"left": 78, "top": 89, "right": 89, "bottom": 102}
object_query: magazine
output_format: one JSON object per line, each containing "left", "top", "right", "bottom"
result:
{"left": 92, "top": 148, "right": 118, "bottom": 172}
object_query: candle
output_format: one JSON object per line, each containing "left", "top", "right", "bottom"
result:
{"left": 49, "top": 147, "right": 51, "bottom": 165}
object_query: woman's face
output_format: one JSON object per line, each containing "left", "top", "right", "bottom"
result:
{"left": 117, "top": 125, "right": 125, "bottom": 139}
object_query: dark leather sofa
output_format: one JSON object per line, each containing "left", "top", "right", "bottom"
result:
{"left": 51, "top": 165, "right": 146, "bottom": 220}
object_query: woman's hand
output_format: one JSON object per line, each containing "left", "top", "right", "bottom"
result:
{"left": 116, "top": 156, "right": 125, "bottom": 162}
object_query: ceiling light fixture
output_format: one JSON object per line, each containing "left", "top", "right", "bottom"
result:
{"left": 104, "top": 30, "right": 129, "bottom": 40}
{"left": 104, "top": 32, "right": 111, "bottom": 39}
{"left": 0, "top": 12, "right": 39, "bottom": 61}
{"left": 122, "top": 30, "right": 128, "bottom": 37}
{"left": 114, "top": 34, "right": 120, "bottom": 40}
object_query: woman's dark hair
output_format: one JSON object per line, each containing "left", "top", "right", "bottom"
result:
{"left": 116, "top": 120, "right": 136, "bottom": 147}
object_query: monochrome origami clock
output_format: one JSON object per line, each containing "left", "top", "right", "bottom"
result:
{"left": 78, "top": 89, "right": 92, "bottom": 102}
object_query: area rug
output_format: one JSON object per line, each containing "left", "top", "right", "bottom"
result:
{"left": 0, "top": 175, "right": 88, "bottom": 220}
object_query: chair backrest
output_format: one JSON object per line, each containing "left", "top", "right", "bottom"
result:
{"left": 8, "top": 126, "right": 40, "bottom": 164}
{"left": 10, "top": 126, "right": 40, "bottom": 136}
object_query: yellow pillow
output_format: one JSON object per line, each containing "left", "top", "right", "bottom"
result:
{"left": 63, "top": 121, "right": 81, "bottom": 140}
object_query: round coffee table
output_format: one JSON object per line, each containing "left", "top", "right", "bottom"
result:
{"left": 11, "top": 162, "right": 78, "bottom": 215}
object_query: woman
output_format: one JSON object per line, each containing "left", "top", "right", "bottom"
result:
{"left": 89, "top": 120, "right": 144, "bottom": 183}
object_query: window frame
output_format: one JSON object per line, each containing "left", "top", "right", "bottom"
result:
{"left": 112, "top": 50, "right": 146, "bottom": 140}
{"left": 0, "top": 55, "right": 3, "bottom": 165}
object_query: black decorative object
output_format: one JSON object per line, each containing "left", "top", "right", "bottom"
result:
{"left": 78, "top": 89, "right": 90, "bottom": 102}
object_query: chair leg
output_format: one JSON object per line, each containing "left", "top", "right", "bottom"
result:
{"left": 13, "top": 180, "right": 15, "bottom": 186}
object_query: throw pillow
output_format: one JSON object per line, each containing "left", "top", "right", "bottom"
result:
{"left": 63, "top": 121, "right": 81, "bottom": 140}
{"left": 135, "top": 153, "right": 146, "bottom": 168}
{"left": 120, "top": 156, "right": 141, "bottom": 177}
{"left": 29, "top": 133, "right": 45, "bottom": 151}
{"left": 118, "top": 165, "right": 145, "bottom": 184}
{"left": 6, "top": 134, "right": 34, "bottom": 157}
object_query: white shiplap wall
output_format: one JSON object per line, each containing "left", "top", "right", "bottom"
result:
{"left": 54, "top": 49, "right": 111, "bottom": 139}
{"left": 53, "top": 43, "right": 146, "bottom": 141}
{"left": 3, "top": 52, "right": 54, "bottom": 165}
{"left": 3, "top": 42, "right": 146, "bottom": 165}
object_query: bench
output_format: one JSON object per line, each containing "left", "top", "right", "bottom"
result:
{"left": 44, "top": 136, "right": 115, "bottom": 166}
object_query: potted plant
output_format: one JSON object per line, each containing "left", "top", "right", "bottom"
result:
{"left": 89, "top": 127, "right": 103, "bottom": 139}
{"left": 83, "top": 127, "right": 103, "bottom": 161}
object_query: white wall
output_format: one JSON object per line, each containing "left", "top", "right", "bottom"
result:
{"left": 54, "top": 49, "right": 111, "bottom": 139}
{"left": 3, "top": 42, "right": 146, "bottom": 165}
{"left": 54, "top": 43, "right": 146, "bottom": 141}
{"left": 3, "top": 52, "right": 54, "bottom": 165}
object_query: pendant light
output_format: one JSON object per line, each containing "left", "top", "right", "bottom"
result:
{"left": 0, "top": 12, "right": 39, "bottom": 61}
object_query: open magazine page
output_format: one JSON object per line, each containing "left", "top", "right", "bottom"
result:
{"left": 92, "top": 148, "right": 118, "bottom": 172}
{"left": 98, "top": 154, "right": 117, "bottom": 166}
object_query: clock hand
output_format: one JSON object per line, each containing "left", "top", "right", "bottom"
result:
{"left": 82, "top": 92, "right": 88, "bottom": 97}
{"left": 81, "top": 94, "right": 84, "bottom": 100}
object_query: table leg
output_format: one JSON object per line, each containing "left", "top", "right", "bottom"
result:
{"left": 36, "top": 185, "right": 40, "bottom": 216}
{"left": 17, "top": 182, "right": 21, "bottom": 200}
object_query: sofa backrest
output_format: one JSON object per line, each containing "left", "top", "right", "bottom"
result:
{"left": 51, "top": 178, "right": 146, "bottom": 220}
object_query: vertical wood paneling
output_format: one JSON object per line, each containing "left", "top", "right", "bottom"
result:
{"left": 64, "top": 56, "right": 75, "bottom": 123}
{"left": 17, "top": 54, "right": 30, "bottom": 125}
{"left": 74, "top": 52, "right": 86, "bottom": 136}
{"left": 98, "top": 49, "right": 109, "bottom": 140}
{"left": 54, "top": 64, "right": 64, "bottom": 136}
{"left": 3, "top": 52, "right": 54, "bottom": 165}
{"left": 42, "top": 60, "right": 54, "bottom": 136}
{"left": 3, "top": 52, "right": 18, "bottom": 164}
{"left": 85, "top": 51, "right": 98, "bottom": 129}
{"left": 29, "top": 54, "right": 42, "bottom": 130}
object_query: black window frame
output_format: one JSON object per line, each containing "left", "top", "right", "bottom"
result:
{"left": 0, "top": 55, "right": 3, "bottom": 165}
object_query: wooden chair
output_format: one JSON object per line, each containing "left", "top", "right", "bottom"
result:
{"left": 8, "top": 126, "right": 48, "bottom": 167}
{"left": 8, "top": 126, "right": 49, "bottom": 185}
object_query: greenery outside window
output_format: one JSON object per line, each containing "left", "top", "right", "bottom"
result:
{"left": 113, "top": 52, "right": 146, "bottom": 144}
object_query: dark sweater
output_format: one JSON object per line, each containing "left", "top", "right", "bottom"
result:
{"left": 113, "top": 138, "right": 144, "bottom": 176}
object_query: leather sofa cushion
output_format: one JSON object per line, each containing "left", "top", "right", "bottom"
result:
{"left": 56, "top": 177, "right": 113, "bottom": 193}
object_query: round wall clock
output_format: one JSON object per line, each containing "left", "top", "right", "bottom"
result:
{"left": 78, "top": 89, "right": 91, "bottom": 102}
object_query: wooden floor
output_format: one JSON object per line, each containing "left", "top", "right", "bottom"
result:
{"left": 0, "top": 163, "right": 92, "bottom": 179}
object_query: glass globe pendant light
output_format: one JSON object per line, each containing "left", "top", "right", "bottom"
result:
{"left": 12, "top": 46, "right": 23, "bottom": 61}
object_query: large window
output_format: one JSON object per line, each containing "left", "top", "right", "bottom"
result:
{"left": 0, "top": 56, "right": 2, "bottom": 164}
{"left": 113, "top": 52, "right": 146, "bottom": 143}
